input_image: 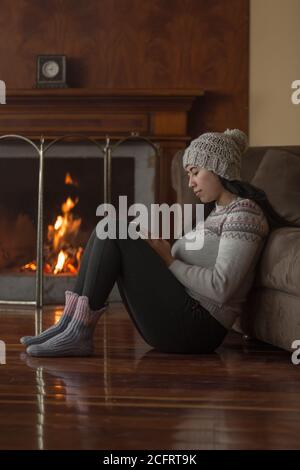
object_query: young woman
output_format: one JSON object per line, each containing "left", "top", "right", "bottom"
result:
{"left": 20, "top": 129, "right": 292, "bottom": 357}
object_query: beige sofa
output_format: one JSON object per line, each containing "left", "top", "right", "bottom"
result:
{"left": 171, "top": 146, "right": 300, "bottom": 352}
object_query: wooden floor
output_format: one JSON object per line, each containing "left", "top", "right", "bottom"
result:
{"left": 0, "top": 302, "right": 299, "bottom": 450}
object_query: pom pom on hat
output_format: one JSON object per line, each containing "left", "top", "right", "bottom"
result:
{"left": 224, "top": 128, "right": 248, "bottom": 154}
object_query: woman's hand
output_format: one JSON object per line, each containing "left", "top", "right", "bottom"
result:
{"left": 145, "top": 236, "right": 175, "bottom": 267}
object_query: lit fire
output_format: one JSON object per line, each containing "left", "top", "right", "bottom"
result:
{"left": 21, "top": 173, "right": 83, "bottom": 275}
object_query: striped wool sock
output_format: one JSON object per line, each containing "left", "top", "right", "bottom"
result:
{"left": 20, "top": 291, "right": 79, "bottom": 346}
{"left": 26, "top": 296, "right": 107, "bottom": 357}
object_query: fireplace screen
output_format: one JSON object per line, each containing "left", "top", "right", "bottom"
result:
{"left": 0, "top": 147, "right": 134, "bottom": 304}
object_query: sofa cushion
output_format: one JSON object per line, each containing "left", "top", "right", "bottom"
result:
{"left": 254, "top": 227, "right": 300, "bottom": 296}
{"left": 251, "top": 149, "right": 300, "bottom": 225}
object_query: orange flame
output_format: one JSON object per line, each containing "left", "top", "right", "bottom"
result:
{"left": 21, "top": 173, "right": 83, "bottom": 275}
{"left": 22, "top": 262, "right": 37, "bottom": 271}
{"left": 65, "top": 172, "right": 78, "bottom": 186}
{"left": 53, "top": 250, "right": 66, "bottom": 274}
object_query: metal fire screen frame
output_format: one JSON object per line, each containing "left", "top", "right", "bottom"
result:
{"left": 0, "top": 132, "right": 160, "bottom": 308}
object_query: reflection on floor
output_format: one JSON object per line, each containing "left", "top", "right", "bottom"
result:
{"left": 0, "top": 303, "right": 298, "bottom": 450}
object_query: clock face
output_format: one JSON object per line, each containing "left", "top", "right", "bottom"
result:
{"left": 42, "top": 60, "right": 60, "bottom": 78}
{"left": 37, "top": 55, "right": 67, "bottom": 87}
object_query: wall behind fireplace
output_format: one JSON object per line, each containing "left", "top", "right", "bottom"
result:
{"left": 0, "top": 0, "right": 249, "bottom": 136}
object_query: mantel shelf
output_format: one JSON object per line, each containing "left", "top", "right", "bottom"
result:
{"left": 7, "top": 88, "right": 204, "bottom": 98}
{"left": 5, "top": 88, "right": 204, "bottom": 114}
{"left": 1, "top": 88, "right": 205, "bottom": 140}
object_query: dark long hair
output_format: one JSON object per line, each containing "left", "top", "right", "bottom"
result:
{"left": 218, "top": 177, "right": 298, "bottom": 230}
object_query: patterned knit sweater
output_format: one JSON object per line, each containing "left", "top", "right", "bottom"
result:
{"left": 168, "top": 196, "right": 270, "bottom": 329}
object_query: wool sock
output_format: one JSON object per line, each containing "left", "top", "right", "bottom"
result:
{"left": 26, "top": 296, "right": 106, "bottom": 357}
{"left": 20, "top": 291, "right": 79, "bottom": 346}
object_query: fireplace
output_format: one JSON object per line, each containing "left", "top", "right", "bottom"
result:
{"left": 0, "top": 88, "right": 203, "bottom": 305}
{"left": 0, "top": 140, "right": 155, "bottom": 304}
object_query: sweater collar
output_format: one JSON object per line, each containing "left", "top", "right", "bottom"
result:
{"left": 215, "top": 195, "right": 242, "bottom": 212}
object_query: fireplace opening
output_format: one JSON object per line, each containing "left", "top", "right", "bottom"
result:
{"left": 0, "top": 155, "right": 135, "bottom": 303}
{"left": 0, "top": 156, "right": 134, "bottom": 275}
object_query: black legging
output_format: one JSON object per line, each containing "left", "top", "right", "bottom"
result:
{"left": 74, "top": 223, "right": 228, "bottom": 354}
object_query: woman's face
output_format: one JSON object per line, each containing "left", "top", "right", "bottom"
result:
{"left": 185, "top": 165, "right": 223, "bottom": 203}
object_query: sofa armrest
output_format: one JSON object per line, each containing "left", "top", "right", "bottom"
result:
{"left": 253, "top": 227, "right": 300, "bottom": 296}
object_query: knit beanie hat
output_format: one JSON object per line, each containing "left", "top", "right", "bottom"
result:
{"left": 182, "top": 128, "right": 248, "bottom": 181}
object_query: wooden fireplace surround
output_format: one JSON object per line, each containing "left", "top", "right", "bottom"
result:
{"left": 0, "top": 88, "right": 204, "bottom": 205}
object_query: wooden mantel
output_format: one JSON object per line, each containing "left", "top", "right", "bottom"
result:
{"left": 1, "top": 88, "right": 204, "bottom": 139}
{"left": 0, "top": 88, "right": 204, "bottom": 204}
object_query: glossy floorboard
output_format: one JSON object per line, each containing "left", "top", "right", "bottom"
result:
{"left": 0, "top": 303, "right": 299, "bottom": 450}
